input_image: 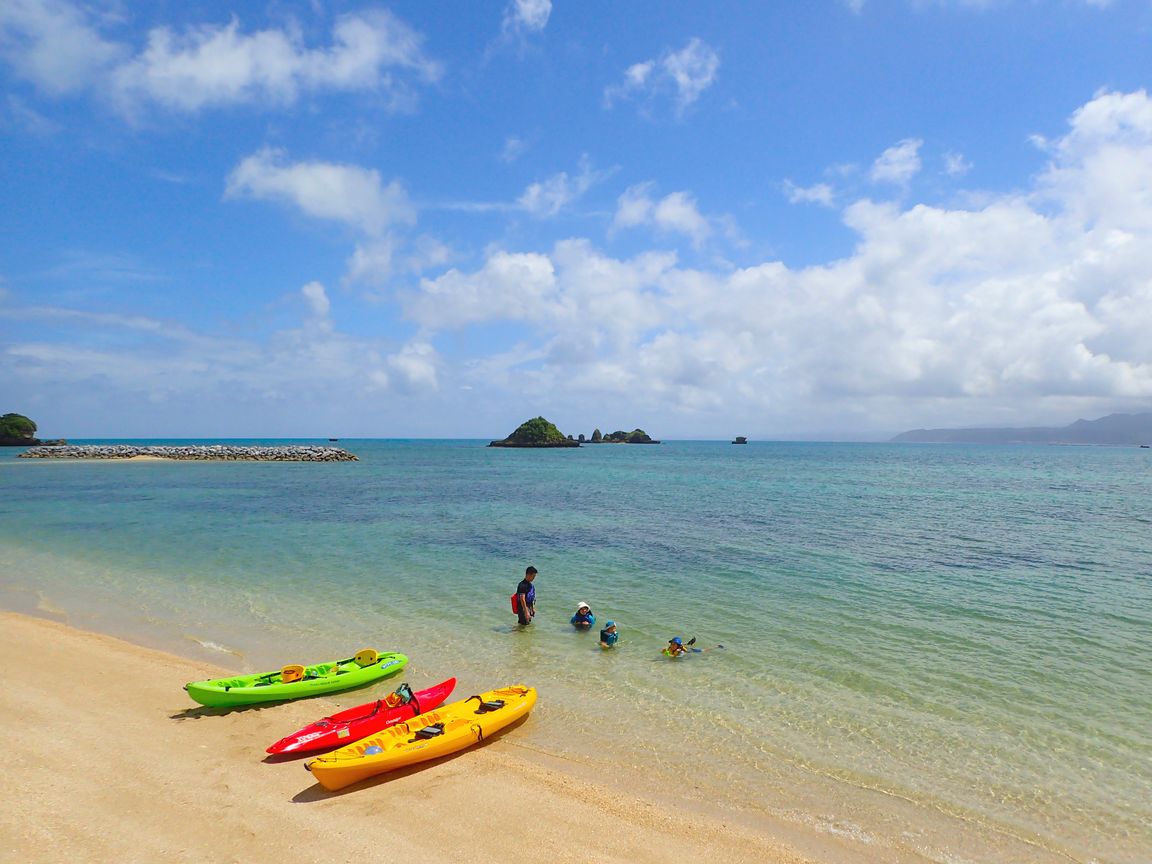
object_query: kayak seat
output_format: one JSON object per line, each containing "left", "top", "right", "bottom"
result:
{"left": 353, "top": 648, "right": 378, "bottom": 667}
{"left": 412, "top": 723, "right": 445, "bottom": 741}
{"left": 474, "top": 700, "right": 505, "bottom": 714}
{"left": 280, "top": 664, "right": 305, "bottom": 684}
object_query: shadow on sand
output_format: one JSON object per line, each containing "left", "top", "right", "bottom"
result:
{"left": 168, "top": 700, "right": 293, "bottom": 721}
{"left": 290, "top": 713, "right": 532, "bottom": 803}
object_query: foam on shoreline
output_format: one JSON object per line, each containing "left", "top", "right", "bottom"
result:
{"left": 1, "top": 610, "right": 832, "bottom": 864}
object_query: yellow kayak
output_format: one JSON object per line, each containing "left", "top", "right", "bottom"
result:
{"left": 306, "top": 685, "right": 537, "bottom": 791}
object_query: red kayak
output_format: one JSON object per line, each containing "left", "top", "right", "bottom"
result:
{"left": 266, "top": 678, "right": 456, "bottom": 755}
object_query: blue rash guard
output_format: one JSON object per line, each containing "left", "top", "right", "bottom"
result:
{"left": 571, "top": 611, "right": 596, "bottom": 626}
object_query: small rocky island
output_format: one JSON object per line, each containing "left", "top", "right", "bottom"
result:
{"left": 489, "top": 417, "right": 580, "bottom": 448}
{"left": 18, "top": 445, "right": 358, "bottom": 461}
{"left": 587, "top": 427, "right": 660, "bottom": 444}
{"left": 0, "top": 413, "right": 66, "bottom": 447}
{"left": 489, "top": 417, "right": 660, "bottom": 447}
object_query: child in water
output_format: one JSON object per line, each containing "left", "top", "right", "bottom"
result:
{"left": 570, "top": 601, "right": 595, "bottom": 629}
{"left": 663, "top": 636, "right": 690, "bottom": 657}
{"left": 599, "top": 621, "right": 618, "bottom": 648}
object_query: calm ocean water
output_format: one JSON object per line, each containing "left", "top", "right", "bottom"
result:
{"left": 1, "top": 440, "right": 1149, "bottom": 862}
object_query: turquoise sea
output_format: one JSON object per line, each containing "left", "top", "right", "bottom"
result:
{"left": 1, "top": 440, "right": 1149, "bottom": 862}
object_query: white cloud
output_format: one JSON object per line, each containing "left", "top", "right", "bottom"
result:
{"left": 517, "top": 156, "right": 611, "bottom": 218}
{"left": 502, "top": 0, "right": 552, "bottom": 35}
{"left": 346, "top": 238, "right": 399, "bottom": 287}
{"left": 613, "top": 182, "right": 656, "bottom": 229}
{"left": 663, "top": 38, "right": 721, "bottom": 111}
{"left": 0, "top": 288, "right": 425, "bottom": 416}
{"left": 387, "top": 340, "right": 439, "bottom": 391}
{"left": 652, "top": 192, "right": 712, "bottom": 244}
{"left": 501, "top": 135, "right": 529, "bottom": 163}
{"left": 408, "top": 250, "right": 558, "bottom": 329}
{"left": 612, "top": 183, "right": 714, "bottom": 246}
{"left": 604, "top": 37, "right": 719, "bottom": 116}
{"left": 113, "top": 10, "right": 440, "bottom": 115}
{"left": 9, "top": 88, "right": 1152, "bottom": 436}
{"left": 943, "top": 151, "right": 972, "bottom": 177}
{"left": 301, "top": 280, "right": 331, "bottom": 321}
{"left": 0, "top": 0, "right": 124, "bottom": 95}
{"left": 1036, "top": 89, "right": 1152, "bottom": 232}
{"left": 784, "top": 180, "right": 836, "bottom": 207}
{"left": 404, "top": 235, "right": 454, "bottom": 274}
{"left": 395, "top": 90, "right": 1152, "bottom": 431}
{"left": 0, "top": 3, "right": 439, "bottom": 116}
{"left": 870, "top": 138, "right": 923, "bottom": 186}
{"left": 226, "top": 148, "right": 415, "bottom": 237}
{"left": 227, "top": 149, "right": 428, "bottom": 290}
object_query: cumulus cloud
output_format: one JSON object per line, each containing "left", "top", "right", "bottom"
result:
{"left": 0, "top": 2, "right": 440, "bottom": 116}
{"left": 783, "top": 180, "right": 836, "bottom": 207}
{"left": 396, "top": 90, "right": 1152, "bottom": 431}
{"left": 517, "top": 156, "right": 612, "bottom": 218}
{"left": 1035, "top": 89, "right": 1152, "bottom": 232}
{"left": 0, "top": 0, "right": 124, "bottom": 95}
{"left": 226, "top": 148, "right": 415, "bottom": 236}
{"left": 604, "top": 37, "right": 719, "bottom": 116}
{"left": 301, "top": 280, "right": 331, "bottom": 321}
{"left": 870, "top": 138, "right": 923, "bottom": 186}
{"left": 346, "top": 237, "right": 399, "bottom": 287}
{"left": 943, "top": 151, "right": 972, "bottom": 177}
{"left": 612, "top": 183, "right": 714, "bottom": 246}
{"left": 9, "top": 88, "right": 1152, "bottom": 436}
{"left": 226, "top": 148, "right": 421, "bottom": 288}
{"left": 387, "top": 340, "right": 439, "bottom": 391}
{"left": 408, "top": 250, "right": 558, "bottom": 329}
{"left": 502, "top": 0, "right": 552, "bottom": 35}
{"left": 0, "top": 282, "right": 437, "bottom": 428}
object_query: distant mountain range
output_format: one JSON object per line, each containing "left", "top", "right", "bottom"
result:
{"left": 891, "top": 412, "right": 1152, "bottom": 445}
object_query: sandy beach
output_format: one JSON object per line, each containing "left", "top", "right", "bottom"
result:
{"left": 0, "top": 611, "right": 844, "bottom": 864}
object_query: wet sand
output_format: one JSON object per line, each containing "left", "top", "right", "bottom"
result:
{"left": 1, "top": 611, "right": 840, "bottom": 864}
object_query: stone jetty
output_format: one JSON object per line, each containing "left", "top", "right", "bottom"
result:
{"left": 18, "top": 445, "right": 358, "bottom": 462}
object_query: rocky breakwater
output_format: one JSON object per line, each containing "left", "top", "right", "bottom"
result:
{"left": 18, "top": 445, "right": 358, "bottom": 462}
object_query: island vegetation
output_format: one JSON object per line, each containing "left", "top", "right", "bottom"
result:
{"left": 0, "top": 412, "right": 65, "bottom": 446}
{"left": 489, "top": 417, "right": 661, "bottom": 447}
{"left": 592, "top": 428, "right": 660, "bottom": 444}
{"left": 489, "top": 417, "right": 580, "bottom": 448}
{"left": 0, "top": 413, "right": 36, "bottom": 442}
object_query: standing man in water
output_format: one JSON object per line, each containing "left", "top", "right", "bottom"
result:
{"left": 515, "top": 566, "right": 537, "bottom": 625}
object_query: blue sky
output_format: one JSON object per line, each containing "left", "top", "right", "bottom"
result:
{"left": 3, "top": 0, "right": 1152, "bottom": 439}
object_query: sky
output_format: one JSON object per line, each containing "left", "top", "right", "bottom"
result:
{"left": 3, "top": 1, "right": 1152, "bottom": 440}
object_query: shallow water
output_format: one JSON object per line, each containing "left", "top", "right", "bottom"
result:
{"left": 2, "top": 440, "right": 1149, "bottom": 862}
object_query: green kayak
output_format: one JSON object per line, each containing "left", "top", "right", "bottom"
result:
{"left": 184, "top": 649, "right": 408, "bottom": 708}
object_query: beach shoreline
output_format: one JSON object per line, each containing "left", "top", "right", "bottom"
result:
{"left": 0, "top": 610, "right": 857, "bottom": 864}
{"left": 3, "top": 439, "right": 1145, "bottom": 864}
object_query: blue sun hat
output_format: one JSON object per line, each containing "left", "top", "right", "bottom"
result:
{"left": 671, "top": 636, "right": 682, "bottom": 645}
{"left": 604, "top": 620, "right": 616, "bottom": 629}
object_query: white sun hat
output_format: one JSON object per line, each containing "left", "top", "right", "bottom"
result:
{"left": 575, "top": 601, "right": 590, "bottom": 611}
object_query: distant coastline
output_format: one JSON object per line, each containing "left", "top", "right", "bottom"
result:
{"left": 891, "top": 411, "right": 1152, "bottom": 446}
